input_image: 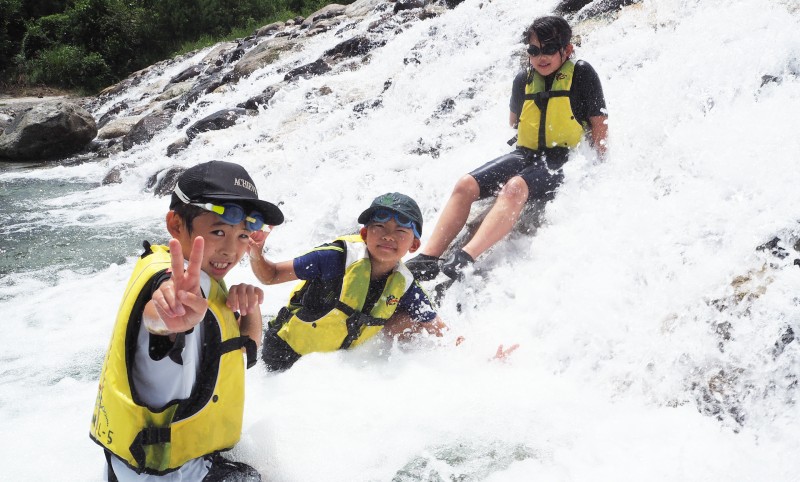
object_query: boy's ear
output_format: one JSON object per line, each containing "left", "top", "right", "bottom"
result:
{"left": 360, "top": 226, "right": 368, "bottom": 241}
{"left": 409, "top": 238, "right": 421, "bottom": 253}
{"left": 564, "top": 44, "right": 574, "bottom": 58}
{"left": 166, "top": 211, "right": 185, "bottom": 238}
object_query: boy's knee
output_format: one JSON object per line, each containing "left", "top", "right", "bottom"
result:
{"left": 499, "top": 176, "right": 529, "bottom": 203}
{"left": 452, "top": 175, "right": 480, "bottom": 200}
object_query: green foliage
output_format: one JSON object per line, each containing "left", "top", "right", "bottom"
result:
{"left": 3, "top": 0, "right": 352, "bottom": 92}
{"left": 26, "top": 44, "right": 110, "bottom": 90}
{"left": 0, "top": 0, "right": 24, "bottom": 74}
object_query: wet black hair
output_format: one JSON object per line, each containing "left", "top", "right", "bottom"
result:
{"left": 523, "top": 15, "right": 572, "bottom": 48}
{"left": 171, "top": 203, "right": 207, "bottom": 234}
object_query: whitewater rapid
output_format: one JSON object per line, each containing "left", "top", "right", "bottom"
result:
{"left": 2, "top": 0, "right": 800, "bottom": 480}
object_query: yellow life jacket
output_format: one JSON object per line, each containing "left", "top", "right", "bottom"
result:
{"left": 517, "top": 60, "right": 586, "bottom": 151}
{"left": 275, "top": 235, "right": 414, "bottom": 355}
{"left": 90, "top": 243, "right": 256, "bottom": 475}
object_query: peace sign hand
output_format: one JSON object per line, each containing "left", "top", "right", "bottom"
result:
{"left": 149, "top": 237, "right": 209, "bottom": 334}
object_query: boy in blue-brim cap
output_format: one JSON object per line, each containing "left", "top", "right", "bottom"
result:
{"left": 249, "top": 192, "right": 447, "bottom": 371}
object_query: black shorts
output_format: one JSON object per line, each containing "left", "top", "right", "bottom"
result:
{"left": 469, "top": 147, "right": 568, "bottom": 201}
{"left": 261, "top": 323, "right": 301, "bottom": 372}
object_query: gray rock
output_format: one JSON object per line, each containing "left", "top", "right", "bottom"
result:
{"left": 255, "top": 21, "right": 285, "bottom": 38}
{"left": 237, "top": 83, "right": 284, "bottom": 110}
{"left": 169, "top": 65, "right": 203, "bottom": 84}
{"left": 186, "top": 108, "right": 250, "bottom": 140}
{"left": 325, "top": 35, "right": 387, "bottom": 59}
{"left": 305, "top": 17, "right": 346, "bottom": 36}
{"left": 122, "top": 109, "right": 175, "bottom": 151}
{"left": 155, "top": 81, "right": 193, "bottom": 102}
{"left": 284, "top": 59, "right": 332, "bottom": 81}
{"left": 97, "top": 116, "right": 140, "bottom": 140}
{"left": 394, "top": 0, "right": 426, "bottom": 13}
{"left": 200, "top": 41, "right": 238, "bottom": 65}
{"left": 345, "top": 0, "right": 386, "bottom": 17}
{"left": 302, "top": 4, "right": 348, "bottom": 28}
{"left": 166, "top": 137, "right": 190, "bottom": 157}
{"left": 556, "top": 0, "right": 640, "bottom": 19}
{"left": 232, "top": 37, "right": 298, "bottom": 80}
{"left": 102, "top": 165, "right": 126, "bottom": 185}
{"left": 0, "top": 113, "right": 12, "bottom": 134}
{"left": 0, "top": 102, "right": 97, "bottom": 161}
{"left": 97, "top": 101, "right": 129, "bottom": 128}
{"left": 147, "top": 166, "right": 185, "bottom": 197}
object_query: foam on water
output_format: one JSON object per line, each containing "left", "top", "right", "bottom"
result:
{"left": 2, "top": 0, "right": 800, "bottom": 480}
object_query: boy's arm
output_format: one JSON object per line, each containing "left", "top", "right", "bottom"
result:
{"left": 384, "top": 312, "right": 447, "bottom": 342}
{"left": 226, "top": 284, "right": 264, "bottom": 347}
{"left": 509, "top": 111, "right": 519, "bottom": 128}
{"left": 589, "top": 114, "right": 608, "bottom": 157}
{"left": 143, "top": 237, "right": 209, "bottom": 336}
{"left": 248, "top": 230, "right": 299, "bottom": 285}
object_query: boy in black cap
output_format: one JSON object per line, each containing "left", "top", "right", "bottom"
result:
{"left": 249, "top": 192, "right": 446, "bottom": 371}
{"left": 91, "top": 160, "right": 282, "bottom": 481}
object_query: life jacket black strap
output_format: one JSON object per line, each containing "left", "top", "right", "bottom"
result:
{"left": 523, "top": 90, "right": 569, "bottom": 107}
{"left": 129, "top": 427, "right": 171, "bottom": 471}
{"left": 140, "top": 240, "right": 154, "bottom": 258}
{"left": 336, "top": 301, "right": 387, "bottom": 350}
{"left": 166, "top": 332, "right": 186, "bottom": 365}
{"left": 219, "top": 336, "right": 258, "bottom": 369}
{"left": 523, "top": 90, "right": 569, "bottom": 150}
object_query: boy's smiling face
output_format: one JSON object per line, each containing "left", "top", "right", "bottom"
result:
{"left": 168, "top": 210, "right": 252, "bottom": 281}
{"left": 361, "top": 218, "right": 420, "bottom": 272}
{"left": 528, "top": 34, "right": 573, "bottom": 77}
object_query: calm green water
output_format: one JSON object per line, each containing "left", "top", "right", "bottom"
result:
{"left": 0, "top": 165, "right": 160, "bottom": 276}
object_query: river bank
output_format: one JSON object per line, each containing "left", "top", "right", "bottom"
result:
{"left": 0, "top": 85, "right": 87, "bottom": 110}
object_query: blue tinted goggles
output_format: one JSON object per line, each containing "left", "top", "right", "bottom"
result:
{"left": 191, "top": 202, "right": 268, "bottom": 232}
{"left": 370, "top": 208, "right": 421, "bottom": 238}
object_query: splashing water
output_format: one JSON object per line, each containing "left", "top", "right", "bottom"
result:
{"left": 2, "top": 0, "right": 800, "bottom": 480}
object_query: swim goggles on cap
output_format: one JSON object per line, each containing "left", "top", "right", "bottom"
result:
{"left": 370, "top": 208, "right": 421, "bottom": 238}
{"left": 191, "top": 201, "right": 268, "bottom": 232}
{"left": 527, "top": 43, "right": 562, "bottom": 56}
{"left": 174, "top": 184, "right": 268, "bottom": 231}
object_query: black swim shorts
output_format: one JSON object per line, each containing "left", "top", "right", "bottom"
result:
{"left": 468, "top": 147, "right": 568, "bottom": 201}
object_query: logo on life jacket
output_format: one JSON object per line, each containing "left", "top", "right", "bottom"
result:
{"left": 556, "top": 72, "right": 567, "bottom": 81}
{"left": 385, "top": 295, "right": 399, "bottom": 306}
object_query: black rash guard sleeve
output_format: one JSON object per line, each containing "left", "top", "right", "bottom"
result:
{"left": 509, "top": 69, "right": 528, "bottom": 117}
{"left": 570, "top": 60, "right": 607, "bottom": 123}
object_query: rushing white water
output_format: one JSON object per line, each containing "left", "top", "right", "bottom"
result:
{"left": 2, "top": 0, "right": 800, "bottom": 479}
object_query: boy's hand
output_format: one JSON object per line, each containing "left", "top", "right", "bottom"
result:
{"left": 227, "top": 283, "right": 264, "bottom": 317}
{"left": 150, "top": 237, "right": 208, "bottom": 332}
{"left": 248, "top": 227, "right": 272, "bottom": 257}
{"left": 491, "top": 343, "right": 520, "bottom": 362}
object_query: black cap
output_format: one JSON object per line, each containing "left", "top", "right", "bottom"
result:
{"left": 170, "top": 160, "right": 284, "bottom": 225}
{"left": 357, "top": 192, "right": 423, "bottom": 236}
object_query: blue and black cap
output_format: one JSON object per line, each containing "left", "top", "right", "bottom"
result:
{"left": 358, "top": 192, "right": 423, "bottom": 238}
